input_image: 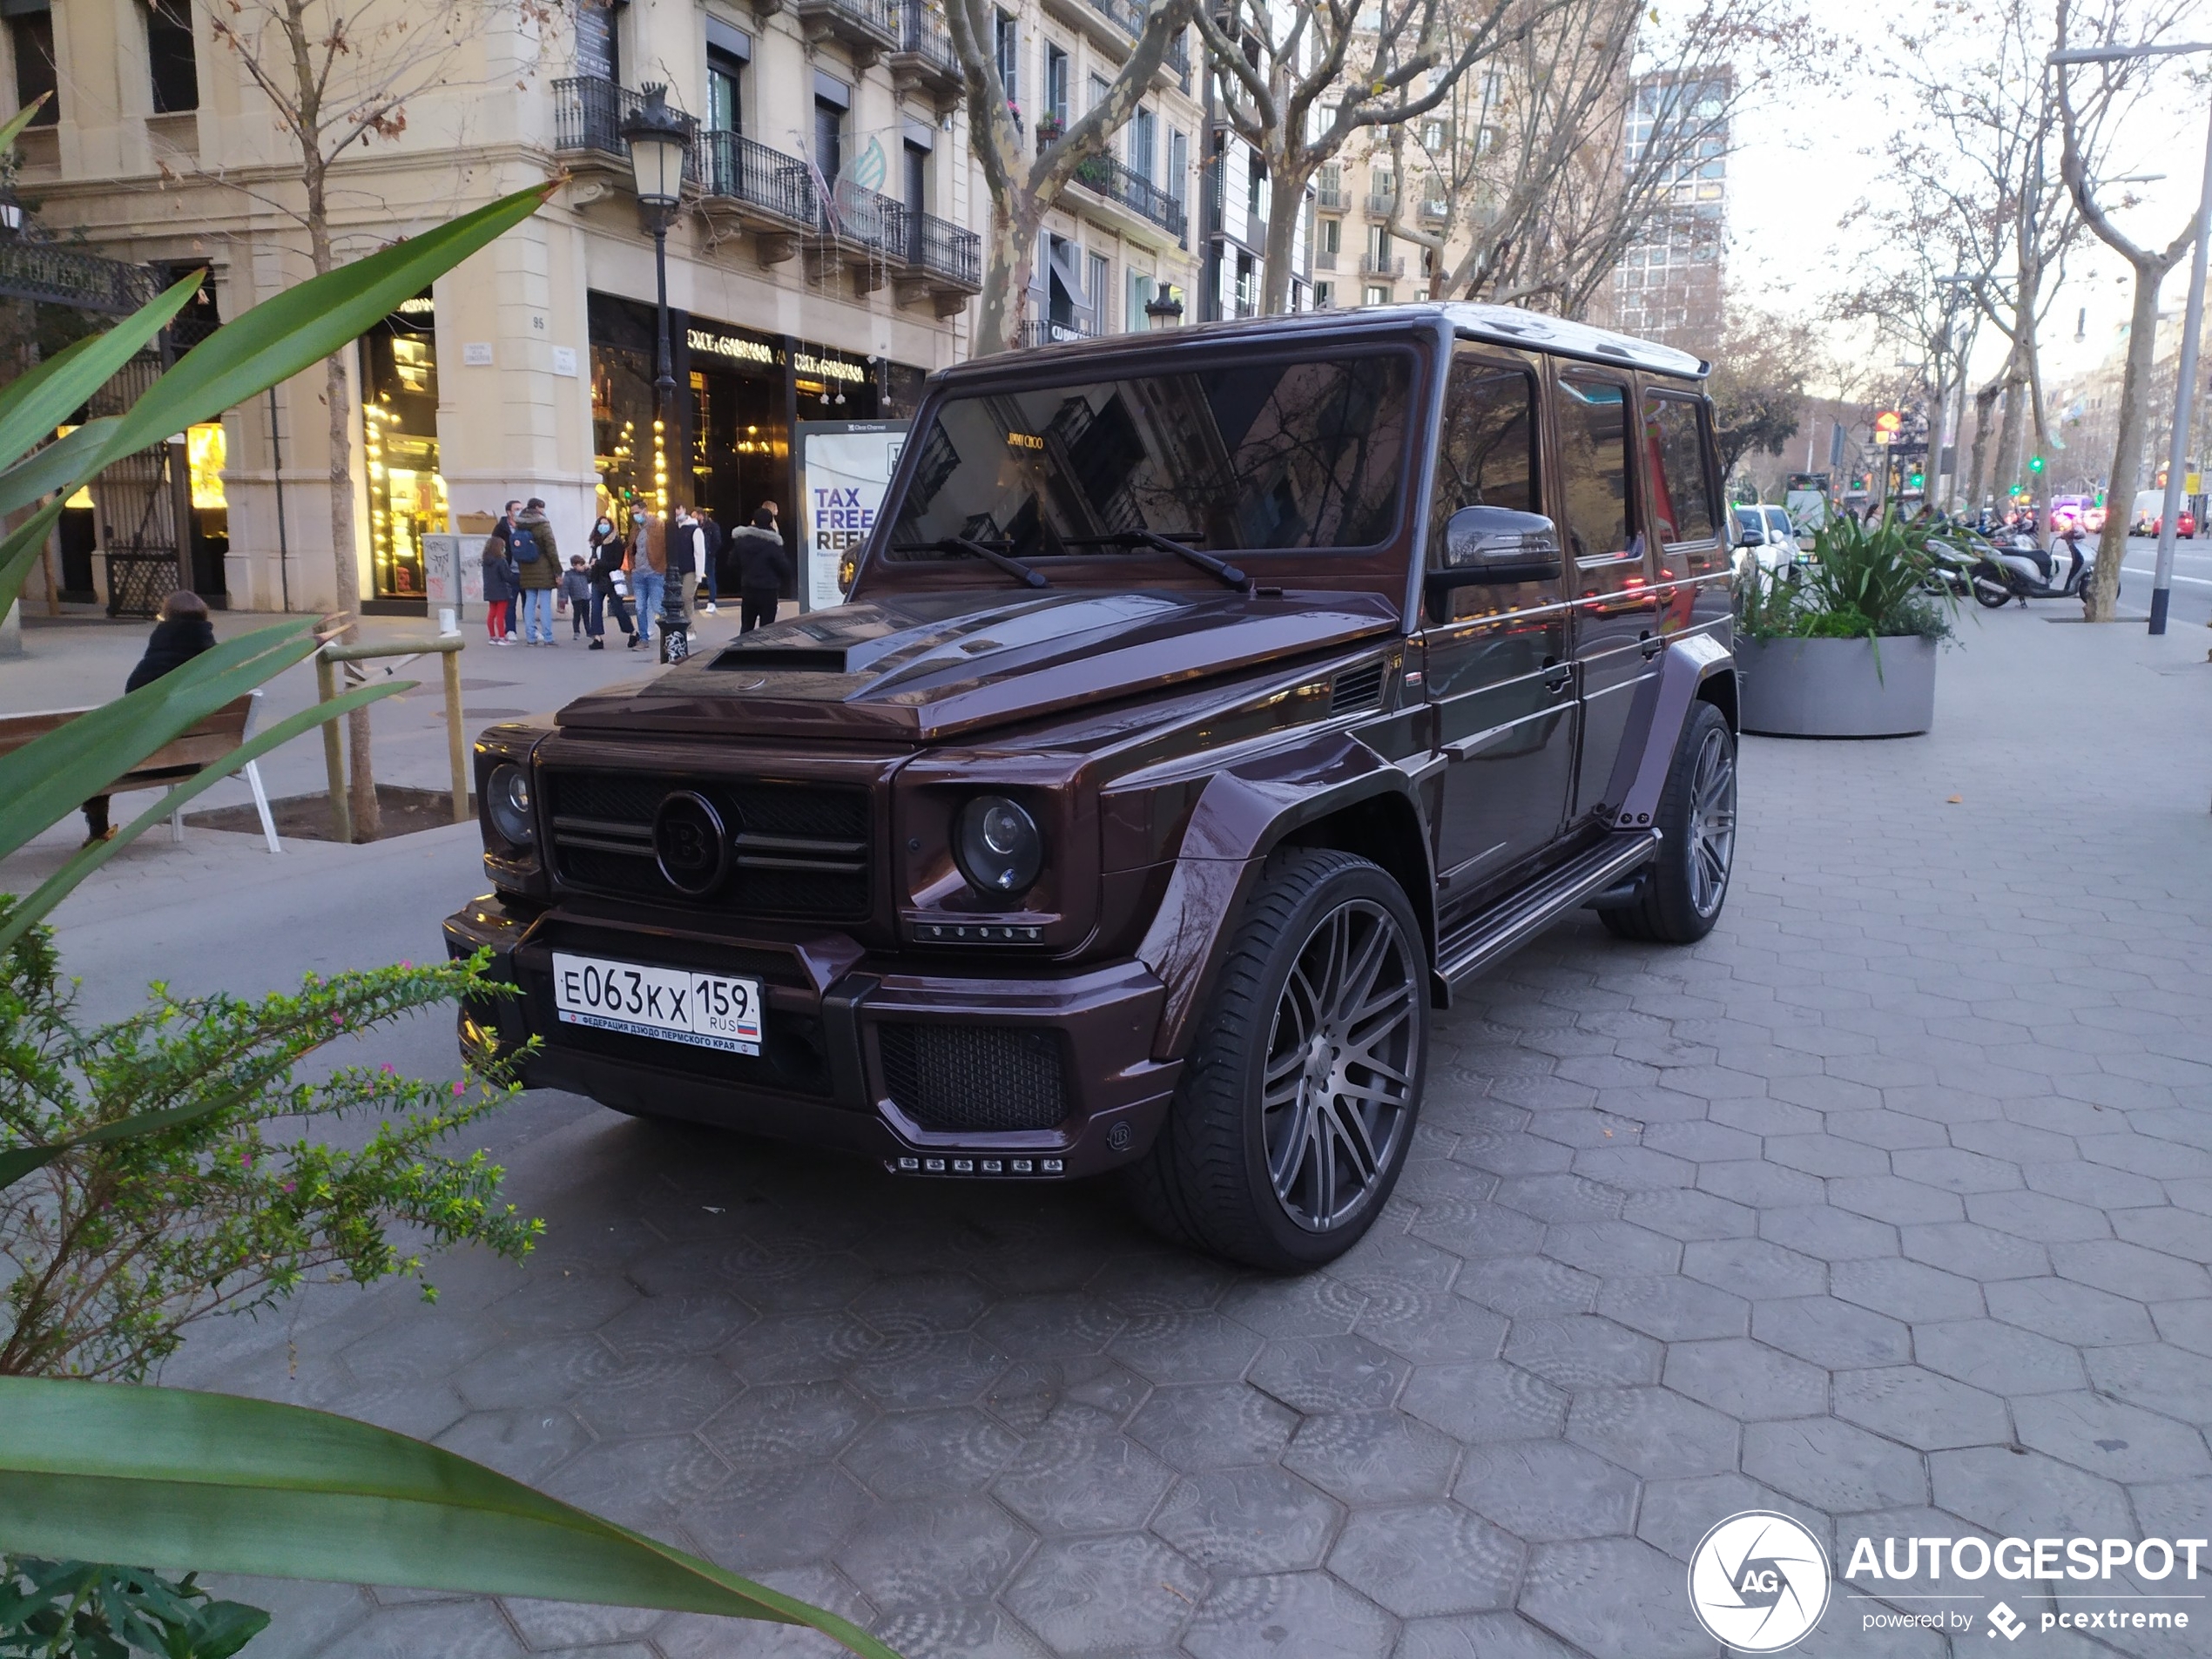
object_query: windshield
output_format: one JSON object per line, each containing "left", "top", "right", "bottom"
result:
{"left": 886, "top": 350, "right": 1413, "bottom": 563}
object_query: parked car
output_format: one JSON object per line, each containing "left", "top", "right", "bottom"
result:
{"left": 448, "top": 303, "right": 1742, "bottom": 1270}
{"left": 1731, "top": 502, "right": 1802, "bottom": 576}
{"left": 2148, "top": 510, "right": 2198, "bottom": 540}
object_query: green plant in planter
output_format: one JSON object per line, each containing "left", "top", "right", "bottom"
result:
{"left": 0, "top": 1557, "right": 267, "bottom": 1658}
{"left": 1737, "top": 509, "right": 1956, "bottom": 645}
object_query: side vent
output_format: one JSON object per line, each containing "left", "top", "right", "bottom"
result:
{"left": 1329, "top": 662, "right": 1386, "bottom": 717}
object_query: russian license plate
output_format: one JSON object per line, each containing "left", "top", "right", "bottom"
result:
{"left": 551, "top": 952, "right": 762, "bottom": 1055}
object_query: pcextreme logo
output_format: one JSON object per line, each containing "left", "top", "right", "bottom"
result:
{"left": 1687, "top": 1511, "right": 1831, "bottom": 1652}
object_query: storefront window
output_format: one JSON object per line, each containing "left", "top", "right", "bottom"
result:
{"left": 359, "top": 294, "right": 445, "bottom": 601}
{"left": 592, "top": 341, "right": 656, "bottom": 527}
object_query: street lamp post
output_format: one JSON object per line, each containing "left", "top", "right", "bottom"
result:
{"left": 2052, "top": 40, "right": 2212, "bottom": 634}
{"left": 620, "top": 84, "right": 695, "bottom": 662}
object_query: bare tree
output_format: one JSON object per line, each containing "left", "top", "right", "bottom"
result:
{"left": 1831, "top": 253, "right": 1984, "bottom": 510}
{"left": 1198, "top": 0, "right": 1538, "bottom": 315}
{"left": 2053, "top": 0, "right": 2201, "bottom": 621}
{"left": 203, "top": 0, "right": 535, "bottom": 837}
{"left": 942, "top": 0, "right": 1197, "bottom": 353}
{"left": 1386, "top": 0, "right": 1811, "bottom": 323}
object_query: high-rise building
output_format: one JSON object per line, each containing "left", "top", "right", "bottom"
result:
{"left": 1608, "top": 69, "right": 1730, "bottom": 342}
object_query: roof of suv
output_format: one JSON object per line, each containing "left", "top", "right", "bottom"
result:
{"left": 940, "top": 301, "right": 1710, "bottom": 385}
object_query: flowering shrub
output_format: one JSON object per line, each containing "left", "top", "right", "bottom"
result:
{"left": 0, "top": 933, "right": 539, "bottom": 1382}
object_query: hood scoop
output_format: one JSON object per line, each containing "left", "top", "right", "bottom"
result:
{"left": 708, "top": 643, "right": 853, "bottom": 673}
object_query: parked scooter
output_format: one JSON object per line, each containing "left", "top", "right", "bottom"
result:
{"left": 1968, "top": 528, "right": 2109, "bottom": 607}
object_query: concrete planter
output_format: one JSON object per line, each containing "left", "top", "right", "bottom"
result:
{"left": 1737, "top": 634, "right": 1939, "bottom": 738}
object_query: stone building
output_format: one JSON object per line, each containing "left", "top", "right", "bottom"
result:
{"left": 3, "top": 0, "right": 1200, "bottom": 615}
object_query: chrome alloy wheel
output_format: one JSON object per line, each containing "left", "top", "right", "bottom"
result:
{"left": 1686, "top": 725, "right": 1737, "bottom": 919}
{"left": 1260, "top": 898, "right": 1420, "bottom": 1232}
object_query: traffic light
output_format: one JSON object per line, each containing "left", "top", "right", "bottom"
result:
{"left": 1908, "top": 469, "right": 1925, "bottom": 491}
{"left": 2028, "top": 455, "right": 2046, "bottom": 475}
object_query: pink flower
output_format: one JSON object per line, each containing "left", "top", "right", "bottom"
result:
{"left": 380, "top": 1063, "right": 395, "bottom": 1075}
{"left": 451, "top": 1082, "right": 465, "bottom": 1096}
{"left": 400, "top": 961, "right": 414, "bottom": 969}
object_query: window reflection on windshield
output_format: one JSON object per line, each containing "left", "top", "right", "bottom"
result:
{"left": 889, "top": 352, "right": 1412, "bottom": 560}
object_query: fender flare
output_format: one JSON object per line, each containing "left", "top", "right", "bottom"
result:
{"left": 1133, "top": 731, "right": 1433, "bottom": 1062}
{"left": 1605, "top": 633, "right": 1736, "bottom": 829}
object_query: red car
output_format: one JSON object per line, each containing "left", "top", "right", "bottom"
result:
{"left": 2148, "top": 511, "right": 2197, "bottom": 539}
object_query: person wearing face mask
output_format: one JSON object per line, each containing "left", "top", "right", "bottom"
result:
{"left": 585, "top": 512, "right": 636, "bottom": 650}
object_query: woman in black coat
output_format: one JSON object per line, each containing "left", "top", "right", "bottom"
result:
{"left": 83, "top": 590, "right": 217, "bottom": 846}
{"left": 584, "top": 513, "right": 637, "bottom": 651}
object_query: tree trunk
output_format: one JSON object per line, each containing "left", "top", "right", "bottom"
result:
{"left": 2083, "top": 263, "right": 2163, "bottom": 623}
{"left": 1966, "top": 378, "right": 2001, "bottom": 512}
{"left": 1993, "top": 362, "right": 2025, "bottom": 514}
{"left": 1258, "top": 157, "right": 1312, "bottom": 315}
{"left": 307, "top": 174, "right": 381, "bottom": 840}
{"left": 974, "top": 199, "right": 1042, "bottom": 355}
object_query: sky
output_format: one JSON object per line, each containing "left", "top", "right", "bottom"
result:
{"left": 1721, "top": 0, "right": 2210, "bottom": 390}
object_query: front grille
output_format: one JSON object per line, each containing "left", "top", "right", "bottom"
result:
{"left": 543, "top": 769, "right": 872, "bottom": 920}
{"left": 878, "top": 1023, "right": 1070, "bottom": 1133}
{"left": 1331, "top": 662, "right": 1386, "bottom": 716}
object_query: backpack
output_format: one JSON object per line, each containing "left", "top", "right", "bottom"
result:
{"left": 511, "top": 523, "right": 541, "bottom": 564}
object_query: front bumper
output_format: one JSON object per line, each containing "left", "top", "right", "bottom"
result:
{"left": 444, "top": 896, "right": 1180, "bottom": 1180}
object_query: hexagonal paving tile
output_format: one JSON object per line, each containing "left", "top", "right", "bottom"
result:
{"left": 1565, "top": 1386, "right": 1739, "bottom": 1478}
{"left": 2010, "top": 1391, "right": 2212, "bottom": 1483}
{"left": 1662, "top": 1338, "right": 1826, "bottom": 1420}
{"left": 1003, "top": 1533, "right": 1207, "bottom": 1655}
{"left": 1327, "top": 1501, "right": 1521, "bottom": 1617}
{"left": 1125, "top": 1382, "right": 1298, "bottom": 1472}
{"left": 1750, "top": 1295, "right": 1912, "bottom": 1369}
{"left": 1151, "top": 1466, "right": 1341, "bottom": 1575}
{"left": 1831, "top": 1366, "right": 2010, "bottom": 1452}
{"left": 1595, "top": 1274, "right": 1750, "bottom": 1341}
{"left": 1284, "top": 1410, "right": 1461, "bottom": 1504}
{"left": 1518, "top": 1536, "right": 1716, "bottom": 1659}
{"left": 1454, "top": 1440, "right": 1638, "bottom": 1542}
{"left": 1912, "top": 1319, "right": 2087, "bottom": 1397}
{"left": 1183, "top": 1571, "right": 1395, "bottom": 1659}
{"left": 833, "top": 1494, "right": 1034, "bottom": 1609}
{"left": 1501, "top": 1317, "right": 1662, "bottom": 1390}
{"left": 991, "top": 1412, "right": 1177, "bottom": 1534}
{"left": 1248, "top": 1334, "right": 1409, "bottom": 1413}
{"left": 838, "top": 1406, "right": 1018, "bottom": 1499}
{"left": 1743, "top": 1416, "right": 1926, "bottom": 1510}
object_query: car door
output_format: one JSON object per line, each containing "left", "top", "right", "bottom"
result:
{"left": 1555, "top": 371, "right": 1660, "bottom": 821}
{"left": 1420, "top": 349, "right": 1576, "bottom": 887}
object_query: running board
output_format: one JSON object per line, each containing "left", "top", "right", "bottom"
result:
{"left": 1433, "top": 831, "right": 1663, "bottom": 995}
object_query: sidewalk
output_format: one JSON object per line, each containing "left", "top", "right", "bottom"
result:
{"left": 24, "top": 600, "right": 2212, "bottom": 1659}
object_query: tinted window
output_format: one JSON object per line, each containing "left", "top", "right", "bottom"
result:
{"left": 1642, "top": 394, "right": 1716, "bottom": 543}
{"left": 1428, "top": 357, "right": 1538, "bottom": 567}
{"left": 1555, "top": 376, "right": 1633, "bottom": 560}
{"left": 889, "top": 352, "right": 1412, "bottom": 558}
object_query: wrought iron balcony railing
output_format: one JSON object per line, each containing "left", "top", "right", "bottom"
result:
{"left": 908, "top": 208, "right": 982, "bottom": 287}
{"left": 1366, "top": 186, "right": 1398, "bottom": 215}
{"left": 1359, "top": 252, "right": 1406, "bottom": 278}
{"left": 1019, "top": 317, "right": 1096, "bottom": 348}
{"left": 1057, "top": 143, "right": 1187, "bottom": 240}
{"left": 693, "top": 128, "right": 817, "bottom": 224}
{"left": 554, "top": 75, "right": 699, "bottom": 177}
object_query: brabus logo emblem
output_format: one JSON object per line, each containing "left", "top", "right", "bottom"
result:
{"left": 1687, "top": 1511, "right": 1830, "bottom": 1652}
{"left": 652, "top": 791, "right": 729, "bottom": 895}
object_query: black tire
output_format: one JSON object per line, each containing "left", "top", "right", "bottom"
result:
{"left": 1602, "top": 701, "right": 1737, "bottom": 945}
{"left": 1127, "top": 848, "right": 1428, "bottom": 1271}
{"left": 1971, "top": 568, "right": 2013, "bottom": 608}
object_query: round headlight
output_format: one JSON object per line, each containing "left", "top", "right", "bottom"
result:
{"left": 954, "top": 795, "right": 1042, "bottom": 895}
{"left": 486, "top": 763, "right": 535, "bottom": 846}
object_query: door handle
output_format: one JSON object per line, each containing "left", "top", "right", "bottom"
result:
{"left": 1639, "top": 632, "right": 1665, "bottom": 660}
{"left": 1542, "top": 663, "right": 1572, "bottom": 694}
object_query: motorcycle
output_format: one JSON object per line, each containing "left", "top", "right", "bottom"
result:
{"left": 1968, "top": 529, "right": 2111, "bottom": 607}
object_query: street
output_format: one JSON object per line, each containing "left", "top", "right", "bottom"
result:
{"left": 17, "top": 600, "right": 2210, "bottom": 1658}
{"left": 2119, "top": 534, "right": 2212, "bottom": 631}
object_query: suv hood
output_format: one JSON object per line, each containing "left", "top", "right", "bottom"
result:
{"left": 555, "top": 588, "right": 1399, "bottom": 743}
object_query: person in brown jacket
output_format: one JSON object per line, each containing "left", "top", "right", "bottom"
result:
{"left": 629, "top": 509, "right": 669, "bottom": 644}
{"left": 513, "top": 496, "right": 561, "bottom": 645}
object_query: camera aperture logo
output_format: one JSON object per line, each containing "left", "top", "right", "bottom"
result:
{"left": 1689, "top": 1511, "right": 1831, "bottom": 1652}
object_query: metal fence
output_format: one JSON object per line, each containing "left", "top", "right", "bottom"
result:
{"left": 552, "top": 77, "right": 699, "bottom": 179}
{"left": 908, "top": 210, "right": 981, "bottom": 287}
{"left": 1069, "top": 150, "right": 1186, "bottom": 240}
{"left": 0, "top": 240, "right": 165, "bottom": 316}
{"left": 695, "top": 129, "right": 817, "bottom": 224}
{"left": 896, "top": 0, "right": 959, "bottom": 69}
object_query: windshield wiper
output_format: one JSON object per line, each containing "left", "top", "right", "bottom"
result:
{"left": 1060, "top": 529, "right": 1249, "bottom": 591}
{"left": 892, "top": 536, "right": 1049, "bottom": 589}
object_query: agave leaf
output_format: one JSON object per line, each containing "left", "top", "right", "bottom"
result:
{"left": 0, "top": 675, "right": 402, "bottom": 965}
{"left": 100, "top": 185, "right": 550, "bottom": 464}
{"left": 0, "top": 276, "right": 198, "bottom": 474}
{"left": 0, "top": 495, "right": 68, "bottom": 624}
{"left": 0, "top": 1379, "right": 901, "bottom": 1659}
{"left": 0, "top": 620, "right": 329, "bottom": 864}
{"left": 0, "top": 416, "right": 121, "bottom": 520}
{"left": 0, "top": 91, "right": 49, "bottom": 156}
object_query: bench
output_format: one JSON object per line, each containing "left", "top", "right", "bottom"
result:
{"left": 0, "top": 690, "right": 281, "bottom": 853}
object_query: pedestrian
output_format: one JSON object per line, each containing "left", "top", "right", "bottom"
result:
{"left": 697, "top": 506, "right": 725, "bottom": 613}
{"left": 729, "top": 502, "right": 791, "bottom": 634}
{"left": 630, "top": 509, "right": 668, "bottom": 644}
{"left": 81, "top": 589, "right": 216, "bottom": 846}
{"left": 669, "top": 504, "right": 703, "bottom": 620}
{"left": 514, "top": 496, "right": 560, "bottom": 645}
{"left": 480, "top": 501, "right": 520, "bottom": 644}
{"left": 560, "top": 554, "right": 590, "bottom": 638}
{"left": 585, "top": 513, "right": 636, "bottom": 650}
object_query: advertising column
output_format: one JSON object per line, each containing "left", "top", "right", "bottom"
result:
{"left": 796, "top": 420, "right": 907, "bottom": 610}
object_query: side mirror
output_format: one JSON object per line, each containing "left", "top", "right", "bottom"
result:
{"left": 1435, "top": 505, "right": 1562, "bottom": 583}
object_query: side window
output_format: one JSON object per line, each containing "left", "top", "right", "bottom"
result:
{"left": 1642, "top": 393, "right": 1717, "bottom": 544}
{"left": 1555, "top": 375, "right": 1634, "bottom": 561}
{"left": 1427, "top": 355, "right": 1538, "bottom": 568}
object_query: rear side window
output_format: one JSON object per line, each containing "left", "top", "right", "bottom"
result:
{"left": 1428, "top": 356, "right": 1538, "bottom": 566}
{"left": 1642, "top": 393, "right": 1717, "bottom": 543}
{"left": 1555, "top": 376, "right": 1635, "bottom": 561}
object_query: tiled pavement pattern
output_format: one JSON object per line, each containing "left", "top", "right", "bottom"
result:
{"left": 168, "top": 606, "right": 2212, "bottom": 1658}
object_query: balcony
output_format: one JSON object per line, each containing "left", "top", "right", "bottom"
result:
{"left": 889, "top": 1, "right": 964, "bottom": 111}
{"left": 695, "top": 128, "right": 817, "bottom": 230}
{"left": 1359, "top": 253, "right": 1406, "bottom": 278}
{"left": 554, "top": 76, "right": 699, "bottom": 181}
{"left": 1420, "top": 197, "right": 1448, "bottom": 223}
{"left": 788, "top": 0, "right": 900, "bottom": 68}
{"left": 1313, "top": 246, "right": 1337, "bottom": 271}
{"left": 1366, "top": 186, "right": 1398, "bottom": 216}
{"left": 1042, "top": 0, "right": 1191, "bottom": 89}
{"left": 1055, "top": 139, "right": 1187, "bottom": 244}
{"left": 1315, "top": 184, "right": 1346, "bottom": 210}
{"left": 1019, "top": 317, "right": 1096, "bottom": 348}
